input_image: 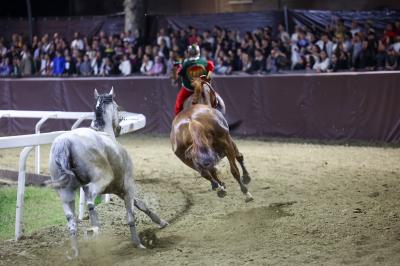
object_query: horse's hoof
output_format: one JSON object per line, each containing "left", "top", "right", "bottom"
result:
{"left": 66, "top": 247, "right": 79, "bottom": 260}
{"left": 84, "top": 226, "right": 99, "bottom": 240}
{"left": 217, "top": 189, "right": 227, "bottom": 198}
{"left": 211, "top": 181, "right": 218, "bottom": 191}
{"left": 159, "top": 220, "right": 169, "bottom": 229}
{"left": 245, "top": 192, "right": 254, "bottom": 202}
{"left": 136, "top": 244, "right": 146, "bottom": 249}
{"left": 242, "top": 175, "right": 251, "bottom": 185}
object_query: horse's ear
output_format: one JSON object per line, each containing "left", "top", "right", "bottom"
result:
{"left": 109, "top": 86, "right": 115, "bottom": 97}
{"left": 94, "top": 88, "right": 99, "bottom": 98}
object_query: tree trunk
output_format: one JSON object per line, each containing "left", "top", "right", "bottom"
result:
{"left": 124, "top": 0, "right": 144, "bottom": 33}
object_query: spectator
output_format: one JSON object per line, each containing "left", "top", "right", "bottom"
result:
{"left": 277, "top": 24, "right": 290, "bottom": 48}
{"left": 100, "top": 57, "right": 115, "bottom": 76}
{"left": 80, "top": 54, "right": 92, "bottom": 76}
{"left": 0, "top": 18, "right": 399, "bottom": 77}
{"left": 71, "top": 32, "right": 84, "bottom": 51}
{"left": 252, "top": 48, "right": 265, "bottom": 73}
{"left": 65, "top": 55, "right": 77, "bottom": 76}
{"left": 240, "top": 52, "right": 253, "bottom": 73}
{"left": 215, "top": 56, "right": 232, "bottom": 75}
{"left": 356, "top": 40, "right": 375, "bottom": 70}
{"left": 119, "top": 54, "right": 132, "bottom": 76}
{"left": 157, "top": 28, "right": 171, "bottom": 49}
{"left": 0, "top": 57, "right": 11, "bottom": 76}
{"left": 293, "top": 55, "right": 306, "bottom": 70}
{"left": 52, "top": 50, "right": 65, "bottom": 76}
{"left": 12, "top": 57, "right": 21, "bottom": 77}
{"left": 350, "top": 20, "right": 361, "bottom": 37}
{"left": 385, "top": 47, "right": 398, "bottom": 70}
{"left": 148, "top": 56, "right": 164, "bottom": 76}
{"left": 91, "top": 51, "right": 102, "bottom": 75}
{"left": 20, "top": 49, "right": 33, "bottom": 76}
{"left": 376, "top": 41, "right": 387, "bottom": 70}
{"left": 392, "top": 35, "right": 400, "bottom": 53}
{"left": 313, "top": 51, "right": 330, "bottom": 72}
{"left": 351, "top": 34, "right": 363, "bottom": 68}
{"left": 316, "top": 33, "right": 334, "bottom": 59}
{"left": 140, "top": 54, "right": 153, "bottom": 74}
{"left": 0, "top": 41, "right": 7, "bottom": 57}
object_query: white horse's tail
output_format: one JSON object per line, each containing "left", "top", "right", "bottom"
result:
{"left": 47, "top": 137, "right": 75, "bottom": 189}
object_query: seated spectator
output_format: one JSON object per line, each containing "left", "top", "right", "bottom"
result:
{"left": 52, "top": 50, "right": 65, "bottom": 76}
{"left": 313, "top": 51, "right": 330, "bottom": 72}
{"left": 293, "top": 56, "right": 306, "bottom": 70}
{"left": 356, "top": 40, "right": 375, "bottom": 70}
{"left": 350, "top": 20, "right": 361, "bottom": 37}
{"left": 64, "top": 55, "right": 77, "bottom": 76}
{"left": 130, "top": 50, "right": 143, "bottom": 73}
{"left": 252, "top": 48, "right": 265, "bottom": 73}
{"left": 147, "top": 56, "right": 164, "bottom": 76}
{"left": 119, "top": 54, "right": 132, "bottom": 76}
{"left": 0, "top": 57, "right": 11, "bottom": 76}
{"left": 214, "top": 56, "right": 232, "bottom": 75}
{"left": 296, "top": 31, "right": 309, "bottom": 50}
{"left": 157, "top": 28, "right": 171, "bottom": 49}
{"left": 316, "top": 33, "right": 334, "bottom": 59}
{"left": 376, "top": 41, "right": 387, "bottom": 70}
{"left": 91, "top": 51, "right": 103, "bottom": 75}
{"left": 100, "top": 57, "right": 114, "bottom": 76}
{"left": 240, "top": 52, "right": 253, "bottom": 73}
{"left": 392, "top": 35, "right": 400, "bottom": 53}
{"left": 351, "top": 34, "right": 363, "bottom": 68}
{"left": 0, "top": 41, "right": 7, "bottom": 57}
{"left": 80, "top": 54, "right": 92, "bottom": 76}
{"left": 385, "top": 47, "right": 398, "bottom": 70}
{"left": 328, "top": 54, "right": 340, "bottom": 72}
{"left": 20, "top": 50, "right": 34, "bottom": 76}
{"left": 266, "top": 47, "right": 288, "bottom": 73}
{"left": 140, "top": 54, "right": 153, "bottom": 74}
{"left": 12, "top": 57, "right": 21, "bottom": 77}
{"left": 277, "top": 23, "right": 290, "bottom": 48}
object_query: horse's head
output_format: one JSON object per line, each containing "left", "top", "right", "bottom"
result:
{"left": 191, "top": 76, "right": 226, "bottom": 114}
{"left": 92, "top": 87, "right": 121, "bottom": 137}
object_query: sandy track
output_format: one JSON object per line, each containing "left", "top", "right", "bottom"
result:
{"left": 1, "top": 135, "right": 400, "bottom": 265}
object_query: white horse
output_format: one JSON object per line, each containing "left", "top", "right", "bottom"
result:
{"left": 48, "top": 88, "right": 168, "bottom": 258}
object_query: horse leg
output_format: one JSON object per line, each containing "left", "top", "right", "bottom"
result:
{"left": 134, "top": 198, "right": 169, "bottom": 228}
{"left": 226, "top": 144, "right": 253, "bottom": 202}
{"left": 231, "top": 137, "right": 251, "bottom": 185}
{"left": 59, "top": 189, "right": 79, "bottom": 259}
{"left": 82, "top": 185, "right": 100, "bottom": 238}
{"left": 203, "top": 168, "right": 227, "bottom": 198}
{"left": 123, "top": 192, "right": 145, "bottom": 249}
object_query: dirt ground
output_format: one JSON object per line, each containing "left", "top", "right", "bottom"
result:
{"left": 1, "top": 135, "right": 400, "bottom": 266}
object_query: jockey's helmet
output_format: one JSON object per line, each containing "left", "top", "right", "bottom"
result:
{"left": 187, "top": 44, "right": 200, "bottom": 59}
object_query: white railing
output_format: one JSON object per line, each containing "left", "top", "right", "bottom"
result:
{"left": 0, "top": 110, "right": 93, "bottom": 174}
{"left": 0, "top": 110, "right": 146, "bottom": 240}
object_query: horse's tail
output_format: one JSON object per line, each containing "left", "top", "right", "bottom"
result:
{"left": 186, "top": 119, "right": 217, "bottom": 169}
{"left": 47, "top": 137, "right": 75, "bottom": 189}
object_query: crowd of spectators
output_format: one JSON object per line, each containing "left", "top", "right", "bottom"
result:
{"left": 0, "top": 17, "right": 400, "bottom": 77}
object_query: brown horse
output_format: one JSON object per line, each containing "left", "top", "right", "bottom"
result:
{"left": 170, "top": 78, "right": 253, "bottom": 202}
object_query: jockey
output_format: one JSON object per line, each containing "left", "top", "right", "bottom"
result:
{"left": 174, "top": 44, "right": 215, "bottom": 115}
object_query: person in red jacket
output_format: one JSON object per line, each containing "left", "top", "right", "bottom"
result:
{"left": 173, "top": 44, "right": 214, "bottom": 116}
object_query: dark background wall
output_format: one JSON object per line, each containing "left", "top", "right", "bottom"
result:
{"left": 1, "top": 0, "right": 400, "bottom": 17}
{"left": 147, "top": 0, "right": 400, "bottom": 15}
{"left": 1, "top": 72, "right": 400, "bottom": 143}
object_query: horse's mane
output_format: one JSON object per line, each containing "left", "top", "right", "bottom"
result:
{"left": 93, "top": 94, "right": 113, "bottom": 130}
